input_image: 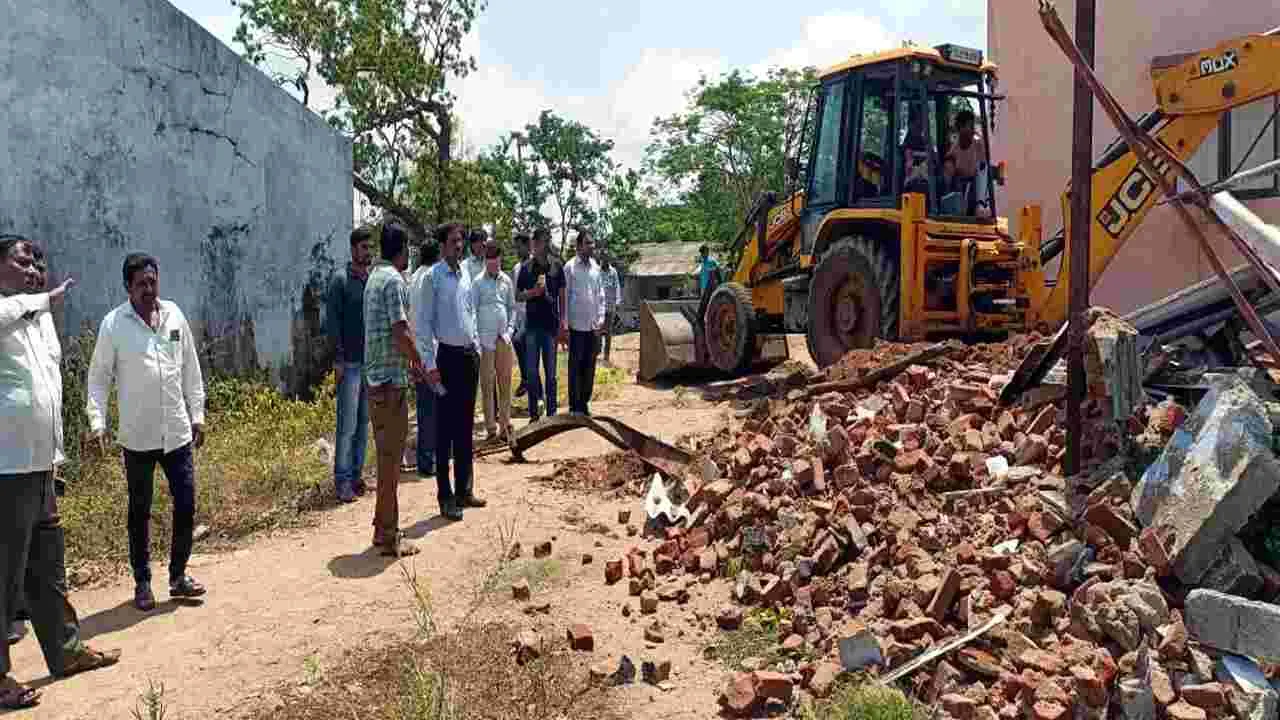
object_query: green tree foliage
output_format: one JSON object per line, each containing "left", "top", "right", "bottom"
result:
{"left": 645, "top": 66, "right": 816, "bottom": 250}
{"left": 522, "top": 110, "right": 616, "bottom": 256}
{"left": 477, "top": 135, "right": 553, "bottom": 235}
{"left": 231, "top": 0, "right": 486, "bottom": 235}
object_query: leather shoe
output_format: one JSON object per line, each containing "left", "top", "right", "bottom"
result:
{"left": 460, "top": 495, "right": 487, "bottom": 508}
{"left": 134, "top": 582, "right": 156, "bottom": 612}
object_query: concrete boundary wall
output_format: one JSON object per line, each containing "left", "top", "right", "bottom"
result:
{"left": 0, "top": 0, "right": 353, "bottom": 394}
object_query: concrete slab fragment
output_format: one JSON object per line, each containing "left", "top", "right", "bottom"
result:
{"left": 1186, "top": 589, "right": 1280, "bottom": 660}
{"left": 1131, "top": 375, "right": 1280, "bottom": 586}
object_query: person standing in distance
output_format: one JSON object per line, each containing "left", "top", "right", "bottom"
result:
{"left": 362, "top": 222, "right": 425, "bottom": 557}
{"left": 560, "top": 230, "right": 606, "bottom": 416}
{"left": 327, "top": 226, "right": 373, "bottom": 503}
{"left": 473, "top": 240, "right": 517, "bottom": 442}
{"left": 510, "top": 233, "right": 531, "bottom": 398}
{"left": 515, "top": 228, "right": 564, "bottom": 422}
{"left": 418, "top": 223, "right": 484, "bottom": 521}
{"left": 1, "top": 236, "right": 120, "bottom": 709}
{"left": 409, "top": 239, "right": 441, "bottom": 479}
{"left": 694, "top": 244, "right": 719, "bottom": 295}
{"left": 464, "top": 228, "right": 487, "bottom": 282}
{"left": 87, "top": 254, "right": 208, "bottom": 611}
{"left": 599, "top": 253, "right": 620, "bottom": 365}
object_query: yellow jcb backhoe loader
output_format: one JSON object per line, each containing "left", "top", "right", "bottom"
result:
{"left": 639, "top": 32, "right": 1280, "bottom": 381}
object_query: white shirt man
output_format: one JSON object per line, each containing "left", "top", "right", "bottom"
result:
{"left": 472, "top": 253, "right": 517, "bottom": 439}
{"left": 86, "top": 254, "right": 208, "bottom": 609}
{"left": 0, "top": 285, "right": 64, "bottom": 474}
{"left": 87, "top": 301, "right": 206, "bottom": 455}
{"left": 561, "top": 236, "right": 606, "bottom": 416}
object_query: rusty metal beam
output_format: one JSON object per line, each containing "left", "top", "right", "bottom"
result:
{"left": 1039, "top": 1, "right": 1280, "bottom": 370}
{"left": 1065, "top": 0, "right": 1095, "bottom": 476}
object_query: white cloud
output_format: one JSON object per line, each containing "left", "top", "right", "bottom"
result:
{"left": 753, "top": 12, "right": 901, "bottom": 76}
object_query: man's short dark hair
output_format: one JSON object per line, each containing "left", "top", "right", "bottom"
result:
{"left": 468, "top": 228, "right": 488, "bottom": 246}
{"left": 419, "top": 241, "right": 441, "bottom": 266}
{"left": 381, "top": 222, "right": 409, "bottom": 261}
{"left": 955, "top": 109, "right": 976, "bottom": 129}
{"left": 0, "top": 233, "right": 29, "bottom": 261}
{"left": 122, "top": 252, "right": 159, "bottom": 287}
{"left": 434, "top": 223, "right": 465, "bottom": 246}
{"left": 532, "top": 228, "right": 551, "bottom": 244}
{"left": 576, "top": 229, "right": 593, "bottom": 246}
{"left": 29, "top": 242, "right": 44, "bottom": 263}
{"left": 514, "top": 233, "right": 531, "bottom": 247}
{"left": 351, "top": 225, "right": 374, "bottom": 247}
{"left": 699, "top": 244, "right": 709, "bottom": 255}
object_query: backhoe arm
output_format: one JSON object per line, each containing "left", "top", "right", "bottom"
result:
{"left": 1035, "top": 30, "right": 1280, "bottom": 329}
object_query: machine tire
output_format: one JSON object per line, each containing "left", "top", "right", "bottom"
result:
{"left": 805, "top": 236, "right": 899, "bottom": 368}
{"left": 704, "top": 282, "right": 756, "bottom": 373}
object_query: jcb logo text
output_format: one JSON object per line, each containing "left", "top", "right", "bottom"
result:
{"left": 1097, "top": 154, "right": 1172, "bottom": 238}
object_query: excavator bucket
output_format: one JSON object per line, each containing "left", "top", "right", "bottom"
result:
{"left": 639, "top": 299, "right": 709, "bottom": 381}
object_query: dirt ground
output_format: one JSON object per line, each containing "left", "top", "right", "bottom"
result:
{"left": 10, "top": 333, "right": 779, "bottom": 720}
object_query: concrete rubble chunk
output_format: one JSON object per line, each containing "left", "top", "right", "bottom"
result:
{"left": 1085, "top": 308, "right": 1143, "bottom": 424}
{"left": 837, "top": 629, "right": 883, "bottom": 671}
{"left": 1131, "top": 375, "right": 1280, "bottom": 587}
{"left": 1200, "top": 537, "right": 1264, "bottom": 597}
{"left": 1186, "top": 589, "right": 1280, "bottom": 659}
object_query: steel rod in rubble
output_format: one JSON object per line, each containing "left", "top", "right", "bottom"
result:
{"left": 1065, "top": 0, "right": 1095, "bottom": 477}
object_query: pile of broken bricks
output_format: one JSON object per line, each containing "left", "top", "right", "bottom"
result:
{"left": 572, "top": 315, "right": 1280, "bottom": 718}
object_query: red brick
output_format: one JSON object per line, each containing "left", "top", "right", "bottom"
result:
{"left": 1070, "top": 665, "right": 1106, "bottom": 707}
{"left": 1084, "top": 502, "right": 1138, "bottom": 547}
{"left": 990, "top": 570, "right": 1017, "bottom": 600}
{"left": 627, "top": 553, "right": 646, "bottom": 578}
{"left": 889, "top": 382, "right": 911, "bottom": 414}
{"left": 906, "top": 364, "right": 930, "bottom": 390}
{"left": 748, "top": 434, "right": 775, "bottom": 459}
{"left": 1015, "top": 434, "right": 1048, "bottom": 465}
{"left": 774, "top": 434, "right": 799, "bottom": 456}
{"left": 1030, "top": 701, "right": 1068, "bottom": 720}
{"left": 1165, "top": 701, "right": 1207, "bottom": 720}
{"left": 720, "top": 672, "right": 757, "bottom": 715}
{"left": 1027, "top": 512, "right": 1062, "bottom": 542}
{"left": 604, "top": 560, "right": 623, "bottom": 585}
{"left": 751, "top": 671, "right": 794, "bottom": 702}
{"left": 927, "top": 569, "right": 962, "bottom": 622}
{"left": 940, "top": 693, "right": 977, "bottom": 720}
{"left": 717, "top": 605, "right": 743, "bottom": 630}
{"left": 1016, "top": 649, "right": 1063, "bottom": 675}
{"left": 567, "top": 624, "right": 594, "bottom": 651}
{"left": 1179, "top": 683, "right": 1227, "bottom": 710}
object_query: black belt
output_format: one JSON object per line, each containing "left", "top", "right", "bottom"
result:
{"left": 440, "top": 343, "right": 477, "bottom": 356}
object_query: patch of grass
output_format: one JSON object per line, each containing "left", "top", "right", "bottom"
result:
{"left": 59, "top": 328, "right": 342, "bottom": 582}
{"left": 800, "top": 681, "right": 927, "bottom": 720}
{"left": 484, "top": 558, "right": 563, "bottom": 597}
{"left": 397, "top": 656, "right": 453, "bottom": 720}
{"left": 704, "top": 607, "right": 792, "bottom": 671}
{"left": 510, "top": 351, "right": 626, "bottom": 416}
{"left": 130, "top": 680, "right": 169, "bottom": 720}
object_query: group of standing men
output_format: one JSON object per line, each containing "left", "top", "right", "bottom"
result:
{"left": 325, "top": 221, "right": 619, "bottom": 558}
{"left": 2, "top": 236, "right": 211, "bottom": 709}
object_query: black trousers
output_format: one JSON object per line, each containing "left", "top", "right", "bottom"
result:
{"left": 0, "top": 471, "right": 82, "bottom": 677}
{"left": 124, "top": 443, "right": 196, "bottom": 585}
{"left": 435, "top": 344, "right": 479, "bottom": 504}
{"left": 568, "top": 330, "right": 599, "bottom": 414}
{"left": 513, "top": 332, "right": 527, "bottom": 389}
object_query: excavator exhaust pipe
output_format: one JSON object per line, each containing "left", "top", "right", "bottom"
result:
{"left": 639, "top": 299, "right": 709, "bottom": 381}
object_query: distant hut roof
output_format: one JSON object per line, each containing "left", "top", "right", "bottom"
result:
{"left": 626, "top": 242, "right": 706, "bottom": 278}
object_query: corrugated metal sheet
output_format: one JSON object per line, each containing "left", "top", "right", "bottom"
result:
{"left": 627, "top": 242, "right": 706, "bottom": 278}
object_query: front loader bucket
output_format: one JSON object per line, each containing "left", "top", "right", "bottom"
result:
{"left": 639, "top": 299, "right": 708, "bottom": 381}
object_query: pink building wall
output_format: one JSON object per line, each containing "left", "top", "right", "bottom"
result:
{"left": 988, "top": 0, "right": 1280, "bottom": 313}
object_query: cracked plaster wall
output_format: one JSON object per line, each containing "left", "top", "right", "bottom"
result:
{"left": 0, "top": 0, "right": 352, "bottom": 394}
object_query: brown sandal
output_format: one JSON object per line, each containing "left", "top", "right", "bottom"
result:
{"left": 0, "top": 677, "right": 40, "bottom": 709}
{"left": 58, "top": 645, "right": 122, "bottom": 678}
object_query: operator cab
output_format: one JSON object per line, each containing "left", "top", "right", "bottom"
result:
{"left": 795, "top": 43, "right": 1002, "bottom": 224}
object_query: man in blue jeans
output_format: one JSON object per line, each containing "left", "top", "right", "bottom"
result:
{"left": 326, "top": 227, "right": 374, "bottom": 502}
{"left": 515, "top": 228, "right": 565, "bottom": 422}
{"left": 410, "top": 239, "right": 440, "bottom": 477}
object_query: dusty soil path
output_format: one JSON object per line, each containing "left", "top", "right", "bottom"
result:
{"left": 10, "top": 369, "right": 734, "bottom": 719}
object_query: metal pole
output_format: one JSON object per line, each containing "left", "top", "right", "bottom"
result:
{"left": 1066, "top": 0, "right": 1095, "bottom": 477}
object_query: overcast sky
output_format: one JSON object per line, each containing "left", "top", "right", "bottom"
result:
{"left": 169, "top": 0, "right": 987, "bottom": 173}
